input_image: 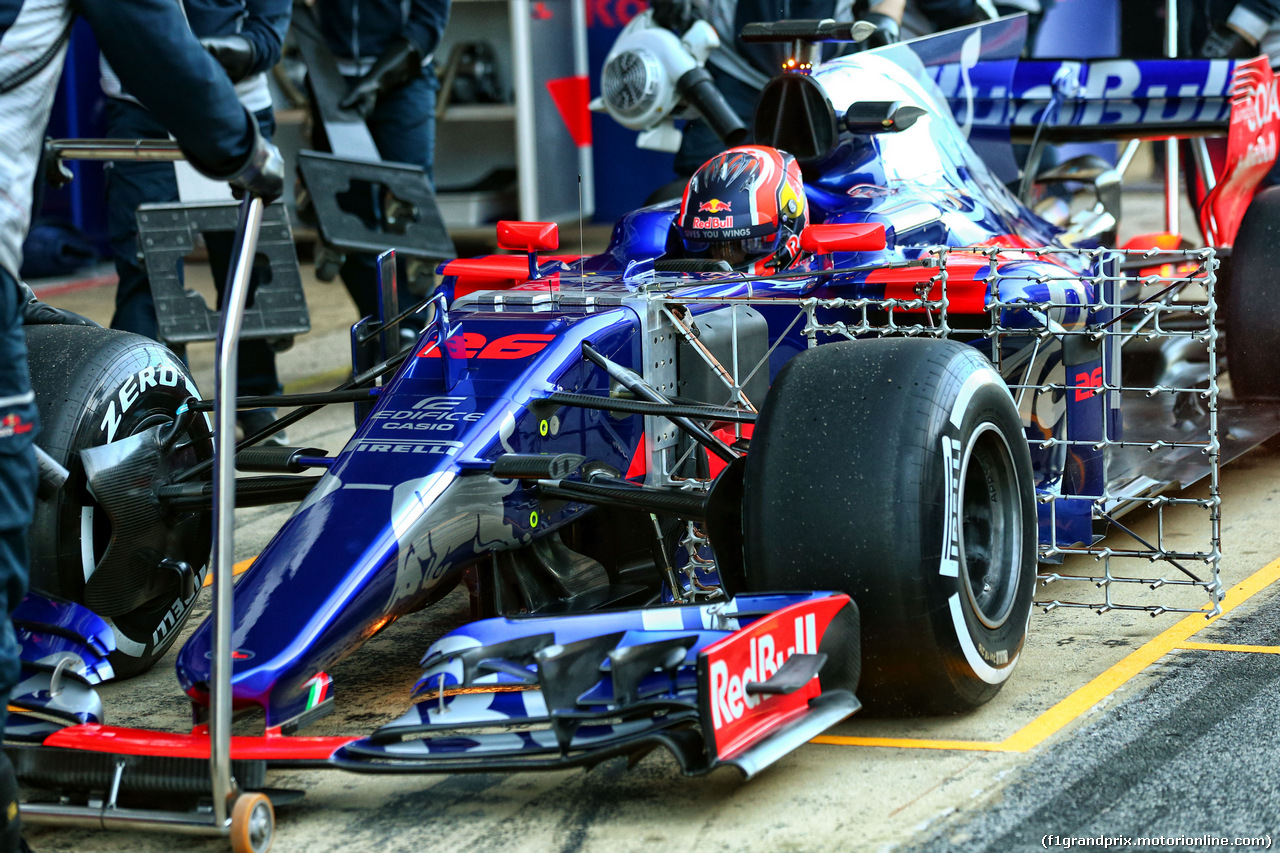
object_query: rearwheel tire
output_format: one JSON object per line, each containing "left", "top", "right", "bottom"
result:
{"left": 742, "top": 339, "right": 1036, "bottom": 714}
{"left": 26, "top": 325, "right": 212, "bottom": 679}
{"left": 1225, "top": 185, "right": 1280, "bottom": 398}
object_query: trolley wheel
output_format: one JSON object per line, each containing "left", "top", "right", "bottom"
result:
{"left": 230, "top": 792, "right": 274, "bottom": 853}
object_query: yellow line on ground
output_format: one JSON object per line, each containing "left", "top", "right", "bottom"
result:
{"left": 812, "top": 735, "right": 1011, "bottom": 752}
{"left": 1178, "top": 641, "right": 1280, "bottom": 654}
{"left": 813, "top": 555, "right": 1280, "bottom": 754}
{"left": 201, "top": 557, "right": 255, "bottom": 588}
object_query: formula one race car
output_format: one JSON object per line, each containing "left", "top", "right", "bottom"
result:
{"left": 10, "top": 13, "right": 1280, "bottom": 817}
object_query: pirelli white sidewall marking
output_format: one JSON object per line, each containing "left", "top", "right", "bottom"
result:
{"left": 943, "top": 363, "right": 1022, "bottom": 683}
{"left": 107, "top": 620, "right": 147, "bottom": 657}
{"left": 942, "top": 366, "right": 1008, "bottom": 579}
{"left": 948, "top": 593, "right": 1017, "bottom": 684}
{"left": 80, "top": 506, "right": 95, "bottom": 583}
{"left": 949, "top": 366, "right": 1012, "bottom": 430}
{"left": 941, "top": 434, "right": 962, "bottom": 579}
{"left": 98, "top": 362, "right": 200, "bottom": 443}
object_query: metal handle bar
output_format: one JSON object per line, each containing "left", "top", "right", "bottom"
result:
{"left": 56, "top": 133, "right": 264, "bottom": 828}
{"left": 45, "top": 138, "right": 184, "bottom": 162}
{"left": 21, "top": 136, "right": 267, "bottom": 841}
{"left": 210, "top": 194, "right": 266, "bottom": 827}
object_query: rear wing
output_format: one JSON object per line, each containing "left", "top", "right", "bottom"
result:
{"left": 1003, "top": 58, "right": 1239, "bottom": 143}
{"left": 903, "top": 16, "right": 1246, "bottom": 143}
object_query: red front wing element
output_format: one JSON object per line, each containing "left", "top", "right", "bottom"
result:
{"left": 697, "top": 595, "right": 859, "bottom": 771}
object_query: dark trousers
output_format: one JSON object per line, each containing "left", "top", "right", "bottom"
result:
{"left": 0, "top": 269, "right": 36, "bottom": 736}
{"left": 334, "top": 71, "right": 438, "bottom": 319}
{"left": 105, "top": 98, "right": 281, "bottom": 397}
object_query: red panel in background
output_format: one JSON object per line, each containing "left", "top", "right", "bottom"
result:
{"left": 1202, "top": 57, "right": 1279, "bottom": 246}
{"left": 547, "top": 75, "right": 593, "bottom": 148}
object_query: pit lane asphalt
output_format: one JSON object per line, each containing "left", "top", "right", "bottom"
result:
{"left": 25, "top": 193, "right": 1280, "bottom": 852}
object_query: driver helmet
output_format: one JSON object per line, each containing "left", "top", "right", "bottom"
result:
{"left": 678, "top": 145, "right": 808, "bottom": 273}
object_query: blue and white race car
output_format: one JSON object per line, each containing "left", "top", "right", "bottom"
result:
{"left": 11, "top": 15, "right": 1280, "bottom": 797}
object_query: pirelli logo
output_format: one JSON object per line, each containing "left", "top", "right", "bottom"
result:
{"left": 354, "top": 439, "right": 463, "bottom": 456}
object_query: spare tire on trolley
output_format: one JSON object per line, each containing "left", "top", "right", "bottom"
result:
{"left": 26, "top": 324, "right": 212, "bottom": 679}
{"left": 742, "top": 338, "right": 1036, "bottom": 714}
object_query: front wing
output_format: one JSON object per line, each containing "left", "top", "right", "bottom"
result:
{"left": 7, "top": 593, "right": 860, "bottom": 790}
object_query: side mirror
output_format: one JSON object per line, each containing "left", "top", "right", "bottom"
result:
{"left": 497, "top": 221, "right": 559, "bottom": 280}
{"left": 496, "top": 221, "right": 559, "bottom": 252}
{"left": 800, "top": 222, "right": 886, "bottom": 254}
{"left": 843, "top": 101, "right": 927, "bottom": 135}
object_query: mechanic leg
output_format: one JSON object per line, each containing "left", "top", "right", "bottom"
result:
{"left": 105, "top": 100, "right": 179, "bottom": 340}
{"left": 368, "top": 73, "right": 438, "bottom": 322}
{"left": 0, "top": 271, "right": 37, "bottom": 853}
{"left": 0, "top": 753, "right": 23, "bottom": 853}
{"left": 205, "top": 229, "right": 282, "bottom": 398}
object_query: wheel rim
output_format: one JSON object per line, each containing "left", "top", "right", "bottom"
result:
{"left": 249, "top": 800, "right": 272, "bottom": 851}
{"left": 958, "top": 423, "right": 1023, "bottom": 629}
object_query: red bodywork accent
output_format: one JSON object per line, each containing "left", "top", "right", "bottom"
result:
{"left": 1074, "top": 366, "right": 1104, "bottom": 402}
{"left": 439, "top": 255, "right": 581, "bottom": 297}
{"left": 867, "top": 254, "right": 991, "bottom": 313}
{"left": 799, "top": 223, "right": 886, "bottom": 254}
{"left": 417, "top": 332, "right": 555, "bottom": 360}
{"left": 972, "top": 234, "right": 1037, "bottom": 250}
{"left": 1202, "top": 57, "right": 1279, "bottom": 246}
{"left": 707, "top": 423, "right": 753, "bottom": 479}
{"left": 497, "top": 221, "right": 559, "bottom": 252}
{"left": 699, "top": 595, "right": 850, "bottom": 762}
{"left": 546, "top": 76, "right": 592, "bottom": 148}
{"left": 625, "top": 433, "right": 647, "bottom": 480}
{"left": 417, "top": 331, "right": 487, "bottom": 359}
{"left": 42, "top": 725, "right": 354, "bottom": 762}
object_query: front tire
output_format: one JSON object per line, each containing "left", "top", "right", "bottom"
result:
{"left": 26, "top": 325, "right": 212, "bottom": 678}
{"left": 742, "top": 339, "right": 1036, "bottom": 714}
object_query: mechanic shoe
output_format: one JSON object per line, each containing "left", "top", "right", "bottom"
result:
{"left": 238, "top": 408, "right": 288, "bottom": 447}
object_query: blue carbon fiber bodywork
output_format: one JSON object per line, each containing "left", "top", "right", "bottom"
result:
{"left": 164, "top": 21, "right": 1232, "bottom": 733}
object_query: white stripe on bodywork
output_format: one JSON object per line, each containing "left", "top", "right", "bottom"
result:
{"left": 641, "top": 607, "right": 685, "bottom": 631}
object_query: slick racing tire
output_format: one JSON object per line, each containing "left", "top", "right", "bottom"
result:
{"left": 742, "top": 339, "right": 1036, "bottom": 714}
{"left": 1225, "top": 185, "right": 1280, "bottom": 399}
{"left": 26, "top": 325, "right": 212, "bottom": 679}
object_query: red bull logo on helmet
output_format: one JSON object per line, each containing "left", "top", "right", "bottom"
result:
{"left": 692, "top": 215, "right": 734, "bottom": 229}
{"left": 699, "top": 198, "right": 733, "bottom": 213}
